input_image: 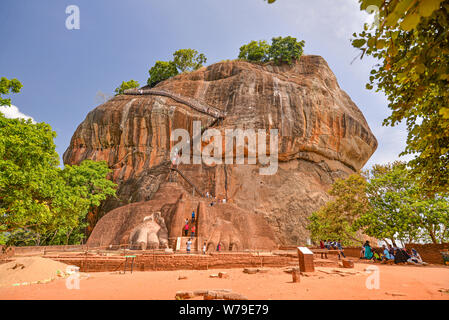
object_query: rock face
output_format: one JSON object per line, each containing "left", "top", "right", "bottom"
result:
{"left": 64, "top": 56, "right": 377, "bottom": 247}
{"left": 87, "top": 183, "right": 278, "bottom": 250}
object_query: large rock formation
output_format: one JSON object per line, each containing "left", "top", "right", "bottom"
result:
{"left": 64, "top": 56, "right": 377, "bottom": 248}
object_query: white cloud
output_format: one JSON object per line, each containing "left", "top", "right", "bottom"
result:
{"left": 0, "top": 104, "right": 35, "bottom": 123}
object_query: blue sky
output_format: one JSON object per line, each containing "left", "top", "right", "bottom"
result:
{"left": 0, "top": 0, "right": 412, "bottom": 168}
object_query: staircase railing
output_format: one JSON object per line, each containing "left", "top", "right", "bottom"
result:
{"left": 124, "top": 88, "right": 226, "bottom": 119}
{"left": 170, "top": 167, "right": 205, "bottom": 198}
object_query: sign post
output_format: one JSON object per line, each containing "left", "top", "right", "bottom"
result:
{"left": 297, "top": 247, "right": 314, "bottom": 272}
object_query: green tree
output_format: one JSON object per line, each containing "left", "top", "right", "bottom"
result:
{"left": 238, "top": 40, "right": 270, "bottom": 62}
{"left": 309, "top": 162, "right": 449, "bottom": 246}
{"left": 0, "top": 114, "right": 117, "bottom": 246}
{"left": 0, "top": 77, "right": 23, "bottom": 106}
{"left": 0, "top": 115, "right": 60, "bottom": 241}
{"left": 268, "top": 36, "right": 305, "bottom": 65}
{"left": 114, "top": 80, "right": 140, "bottom": 95}
{"left": 352, "top": 0, "right": 449, "bottom": 194}
{"left": 355, "top": 162, "right": 420, "bottom": 246}
{"left": 355, "top": 162, "right": 449, "bottom": 245}
{"left": 147, "top": 61, "right": 179, "bottom": 87}
{"left": 173, "top": 49, "right": 207, "bottom": 73}
{"left": 308, "top": 173, "right": 369, "bottom": 245}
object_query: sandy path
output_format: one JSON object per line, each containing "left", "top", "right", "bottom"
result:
{"left": 1, "top": 263, "right": 448, "bottom": 300}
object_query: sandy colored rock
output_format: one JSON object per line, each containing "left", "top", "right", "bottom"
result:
{"left": 243, "top": 268, "right": 259, "bottom": 274}
{"left": 87, "top": 184, "right": 278, "bottom": 250}
{"left": 222, "top": 292, "right": 248, "bottom": 300}
{"left": 0, "top": 257, "right": 71, "bottom": 288}
{"left": 385, "top": 291, "right": 407, "bottom": 297}
{"left": 292, "top": 269, "right": 301, "bottom": 283}
{"left": 342, "top": 259, "right": 354, "bottom": 268}
{"left": 257, "top": 268, "right": 269, "bottom": 273}
{"left": 193, "top": 289, "right": 208, "bottom": 296}
{"left": 65, "top": 56, "right": 377, "bottom": 246}
{"left": 175, "top": 291, "right": 195, "bottom": 300}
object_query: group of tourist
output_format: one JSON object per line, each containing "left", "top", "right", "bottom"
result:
{"left": 205, "top": 192, "right": 227, "bottom": 206}
{"left": 360, "top": 241, "right": 426, "bottom": 265}
{"left": 184, "top": 211, "right": 197, "bottom": 253}
{"left": 183, "top": 211, "right": 196, "bottom": 235}
{"left": 319, "top": 239, "right": 346, "bottom": 259}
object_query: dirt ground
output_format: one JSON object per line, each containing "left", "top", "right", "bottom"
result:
{"left": 1, "top": 262, "right": 448, "bottom": 300}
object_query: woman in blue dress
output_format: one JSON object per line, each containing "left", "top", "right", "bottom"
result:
{"left": 363, "top": 241, "right": 374, "bottom": 260}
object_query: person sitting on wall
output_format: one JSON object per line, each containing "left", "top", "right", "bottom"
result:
{"left": 408, "top": 248, "right": 427, "bottom": 265}
{"left": 388, "top": 244, "right": 396, "bottom": 259}
{"left": 373, "top": 249, "right": 382, "bottom": 262}
{"left": 336, "top": 240, "right": 346, "bottom": 259}
{"left": 381, "top": 245, "right": 394, "bottom": 263}
{"left": 319, "top": 240, "right": 328, "bottom": 259}
{"left": 394, "top": 247, "right": 409, "bottom": 264}
{"left": 332, "top": 241, "right": 338, "bottom": 250}
{"left": 320, "top": 240, "right": 325, "bottom": 249}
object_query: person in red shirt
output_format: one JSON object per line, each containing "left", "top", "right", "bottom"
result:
{"left": 191, "top": 225, "right": 196, "bottom": 237}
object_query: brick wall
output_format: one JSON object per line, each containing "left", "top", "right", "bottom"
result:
{"left": 12, "top": 245, "right": 87, "bottom": 255}
{"left": 48, "top": 252, "right": 298, "bottom": 273}
{"left": 405, "top": 243, "right": 449, "bottom": 265}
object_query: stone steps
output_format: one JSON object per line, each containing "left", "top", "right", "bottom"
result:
{"left": 124, "top": 88, "right": 226, "bottom": 119}
{"left": 177, "top": 236, "right": 199, "bottom": 252}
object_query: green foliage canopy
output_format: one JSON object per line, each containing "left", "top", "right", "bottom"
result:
{"left": 308, "top": 174, "right": 369, "bottom": 245}
{"left": 173, "top": 49, "right": 207, "bottom": 73}
{"left": 147, "top": 49, "right": 207, "bottom": 87}
{"left": 238, "top": 36, "right": 305, "bottom": 65}
{"left": 352, "top": 0, "right": 449, "bottom": 194}
{"left": 114, "top": 80, "right": 140, "bottom": 95}
{"left": 147, "top": 61, "right": 179, "bottom": 87}
{"left": 0, "top": 77, "right": 23, "bottom": 106}
{"left": 268, "top": 36, "right": 305, "bottom": 65}
{"left": 0, "top": 114, "right": 117, "bottom": 246}
{"left": 238, "top": 40, "right": 270, "bottom": 62}
{"left": 355, "top": 162, "right": 449, "bottom": 245}
{"left": 309, "top": 162, "right": 449, "bottom": 245}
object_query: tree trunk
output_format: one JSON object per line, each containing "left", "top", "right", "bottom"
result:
{"left": 390, "top": 238, "right": 398, "bottom": 247}
{"left": 428, "top": 229, "right": 438, "bottom": 244}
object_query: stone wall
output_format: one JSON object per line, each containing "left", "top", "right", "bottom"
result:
{"left": 49, "top": 252, "right": 298, "bottom": 272}
{"left": 9, "top": 245, "right": 87, "bottom": 256}
{"left": 405, "top": 243, "right": 449, "bottom": 265}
